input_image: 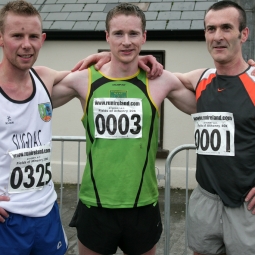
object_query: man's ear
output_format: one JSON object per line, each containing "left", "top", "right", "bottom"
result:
{"left": 0, "top": 32, "right": 3, "bottom": 47}
{"left": 241, "top": 27, "right": 249, "bottom": 43}
{"left": 142, "top": 30, "right": 147, "bottom": 45}
{"left": 105, "top": 30, "right": 109, "bottom": 43}
{"left": 42, "top": 33, "right": 46, "bottom": 45}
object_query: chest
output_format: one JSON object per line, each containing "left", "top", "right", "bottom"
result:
{"left": 0, "top": 83, "right": 52, "bottom": 151}
{"left": 197, "top": 75, "right": 255, "bottom": 122}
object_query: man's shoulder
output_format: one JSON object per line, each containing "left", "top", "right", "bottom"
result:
{"left": 244, "top": 66, "right": 255, "bottom": 81}
{"left": 33, "top": 66, "right": 53, "bottom": 78}
{"left": 150, "top": 69, "right": 176, "bottom": 82}
{"left": 198, "top": 68, "right": 215, "bottom": 79}
{"left": 69, "top": 69, "right": 89, "bottom": 80}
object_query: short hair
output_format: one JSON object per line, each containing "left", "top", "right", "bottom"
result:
{"left": 0, "top": 0, "right": 42, "bottom": 33}
{"left": 105, "top": 3, "right": 146, "bottom": 33}
{"left": 205, "top": 1, "right": 246, "bottom": 32}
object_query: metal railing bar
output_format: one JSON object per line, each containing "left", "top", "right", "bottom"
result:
{"left": 185, "top": 149, "right": 190, "bottom": 254}
{"left": 52, "top": 136, "right": 86, "bottom": 142}
{"left": 59, "top": 140, "right": 64, "bottom": 215}
{"left": 77, "top": 141, "right": 81, "bottom": 202}
{"left": 52, "top": 136, "right": 86, "bottom": 215}
{"left": 164, "top": 144, "right": 196, "bottom": 255}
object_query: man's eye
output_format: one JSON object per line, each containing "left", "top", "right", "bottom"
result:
{"left": 223, "top": 26, "right": 231, "bottom": 30}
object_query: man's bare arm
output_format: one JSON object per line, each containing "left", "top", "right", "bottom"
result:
{"left": 166, "top": 72, "right": 197, "bottom": 115}
{"left": 34, "top": 66, "right": 70, "bottom": 95}
{"left": 149, "top": 70, "right": 196, "bottom": 115}
{"left": 52, "top": 70, "right": 89, "bottom": 109}
{"left": 174, "top": 69, "right": 206, "bottom": 91}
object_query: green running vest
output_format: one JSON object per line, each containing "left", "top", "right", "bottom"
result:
{"left": 79, "top": 65, "right": 159, "bottom": 208}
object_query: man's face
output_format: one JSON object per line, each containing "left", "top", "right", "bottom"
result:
{"left": 204, "top": 7, "right": 248, "bottom": 65}
{"left": 106, "top": 14, "right": 146, "bottom": 65}
{"left": 0, "top": 13, "right": 46, "bottom": 71}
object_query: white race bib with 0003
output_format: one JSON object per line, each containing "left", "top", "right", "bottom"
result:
{"left": 8, "top": 144, "right": 52, "bottom": 193}
{"left": 93, "top": 98, "right": 143, "bottom": 139}
{"left": 192, "top": 112, "right": 235, "bottom": 156}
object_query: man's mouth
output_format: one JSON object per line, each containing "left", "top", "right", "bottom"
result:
{"left": 121, "top": 49, "right": 133, "bottom": 53}
{"left": 213, "top": 45, "right": 227, "bottom": 49}
{"left": 19, "top": 54, "right": 33, "bottom": 58}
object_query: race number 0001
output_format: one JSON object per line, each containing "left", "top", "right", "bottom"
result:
{"left": 195, "top": 129, "right": 231, "bottom": 152}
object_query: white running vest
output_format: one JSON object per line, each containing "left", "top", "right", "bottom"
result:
{"left": 0, "top": 68, "right": 56, "bottom": 217}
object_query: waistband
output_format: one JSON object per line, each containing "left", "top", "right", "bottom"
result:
{"left": 197, "top": 185, "right": 221, "bottom": 201}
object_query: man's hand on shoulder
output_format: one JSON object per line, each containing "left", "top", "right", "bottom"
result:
{"left": 138, "top": 55, "right": 163, "bottom": 79}
{"left": 247, "top": 59, "right": 255, "bottom": 75}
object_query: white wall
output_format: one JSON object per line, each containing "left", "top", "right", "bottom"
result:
{"left": 4, "top": 39, "right": 214, "bottom": 189}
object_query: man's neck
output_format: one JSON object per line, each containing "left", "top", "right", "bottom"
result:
{"left": 0, "top": 63, "right": 32, "bottom": 100}
{"left": 0, "top": 61, "right": 31, "bottom": 83}
{"left": 102, "top": 58, "right": 140, "bottom": 78}
{"left": 215, "top": 58, "right": 249, "bottom": 76}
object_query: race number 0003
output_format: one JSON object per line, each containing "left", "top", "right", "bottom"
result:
{"left": 95, "top": 113, "right": 141, "bottom": 136}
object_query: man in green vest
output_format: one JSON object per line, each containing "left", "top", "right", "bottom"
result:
{"left": 52, "top": 3, "right": 196, "bottom": 255}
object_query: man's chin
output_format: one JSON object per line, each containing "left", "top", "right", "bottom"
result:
{"left": 16, "top": 63, "right": 34, "bottom": 71}
{"left": 211, "top": 52, "right": 228, "bottom": 63}
{"left": 120, "top": 55, "right": 138, "bottom": 64}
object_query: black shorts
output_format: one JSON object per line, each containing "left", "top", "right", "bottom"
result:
{"left": 69, "top": 200, "right": 162, "bottom": 255}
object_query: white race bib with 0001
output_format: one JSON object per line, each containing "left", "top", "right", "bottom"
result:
{"left": 8, "top": 144, "right": 52, "bottom": 193}
{"left": 93, "top": 98, "right": 143, "bottom": 139}
{"left": 192, "top": 112, "right": 235, "bottom": 156}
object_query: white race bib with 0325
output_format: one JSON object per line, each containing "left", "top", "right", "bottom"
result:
{"left": 93, "top": 98, "right": 142, "bottom": 139}
{"left": 8, "top": 144, "right": 52, "bottom": 193}
{"left": 192, "top": 112, "right": 235, "bottom": 156}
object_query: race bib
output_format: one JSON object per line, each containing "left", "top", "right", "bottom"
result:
{"left": 8, "top": 144, "right": 52, "bottom": 193}
{"left": 93, "top": 98, "right": 143, "bottom": 139}
{"left": 192, "top": 112, "right": 235, "bottom": 156}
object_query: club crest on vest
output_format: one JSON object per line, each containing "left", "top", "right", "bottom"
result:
{"left": 38, "top": 102, "right": 52, "bottom": 122}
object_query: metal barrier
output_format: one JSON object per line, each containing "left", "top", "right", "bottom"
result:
{"left": 164, "top": 144, "right": 196, "bottom": 255}
{"left": 52, "top": 136, "right": 86, "bottom": 215}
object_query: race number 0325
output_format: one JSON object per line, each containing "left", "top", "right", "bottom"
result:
{"left": 10, "top": 162, "right": 52, "bottom": 190}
